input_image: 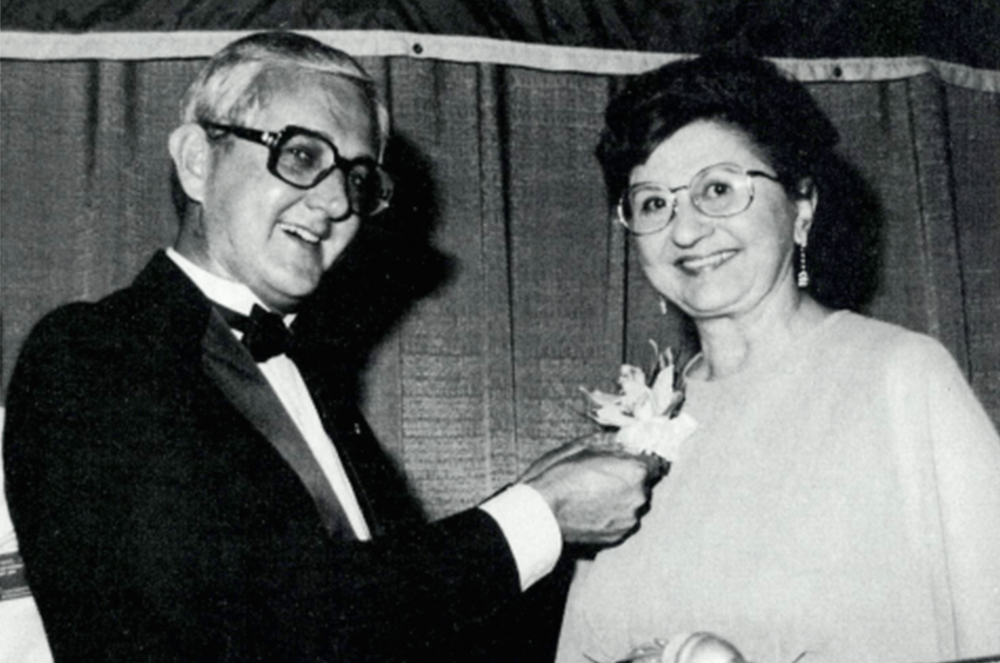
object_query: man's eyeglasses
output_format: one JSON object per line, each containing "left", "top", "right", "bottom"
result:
{"left": 617, "top": 163, "right": 782, "bottom": 236}
{"left": 202, "top": 121, "right": 393, "bottom": 218}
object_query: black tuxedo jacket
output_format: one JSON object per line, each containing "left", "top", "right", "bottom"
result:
{"left": 3, "top": 252, "right": 535, "bottom": 662}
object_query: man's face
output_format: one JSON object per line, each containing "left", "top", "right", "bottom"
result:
{"left": 198, "top": 73, "right": 377, "bottom": 313}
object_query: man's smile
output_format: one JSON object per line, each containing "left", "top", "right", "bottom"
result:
{"left": 278, "top": 221, "right": 324, "bottom": 245}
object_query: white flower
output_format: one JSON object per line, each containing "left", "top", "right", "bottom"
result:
{"left": 580, "top": 341, "right": 697, "bottom": 461}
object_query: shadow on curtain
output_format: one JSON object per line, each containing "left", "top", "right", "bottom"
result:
{"left": 2, "top": 56, "right": 999, "bottom": 518}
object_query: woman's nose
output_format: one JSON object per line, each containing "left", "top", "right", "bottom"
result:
{"left": 305, "top": 169, "right": 352, "bottom": 221}
{"left": 669, "top": 196, "right": 713, "bottom": 247}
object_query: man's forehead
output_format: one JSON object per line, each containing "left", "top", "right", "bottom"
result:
{"left": 257, "top": 67, "right": 364, "bottom": 106}
{"left": 250, "top": 69, "right": 366, "bottom": 115}
{"left": 246, "top": 71, "right": 378, "bottom": 151}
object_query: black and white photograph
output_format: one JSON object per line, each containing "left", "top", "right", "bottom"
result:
{"left": 2, "top": 2, "right": 999, "bottom": 661}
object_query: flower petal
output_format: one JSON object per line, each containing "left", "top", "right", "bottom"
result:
{"left": 580, "top": 386, "right": 622, "bottom": 408}
{"left": 590, "top": 405, "right": 636, "bottom": 428}
{"left": 632, "top": 391, "right": 657, "bottom": 419}
{"left": 614, "top": 413, "right": 698, "bottom": 461}
{"left": 649, "top": 368, "right": 678, "bottom": 415}
{"left": 617, "top": 365, "right": 649, "bottom": 405}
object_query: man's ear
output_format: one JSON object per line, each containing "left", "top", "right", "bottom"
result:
{"left": 794, "top": 177, "right": 818, "bottom": 245}
{"left": 168, "top": 123, "right": 211, "bottom": 204}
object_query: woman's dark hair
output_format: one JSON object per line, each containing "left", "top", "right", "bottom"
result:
{"left": 598, "top": 53, "right": 881, "bottom": 310}
{"left": 597, "top": 53, "right": 838, "bottom": 201}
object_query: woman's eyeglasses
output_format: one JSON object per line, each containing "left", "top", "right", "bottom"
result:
{"left": 201, "top": 121, "right": 393, "bottom": 218}
{"left": 617, "top": 163, "right": 781, "bottom": 235}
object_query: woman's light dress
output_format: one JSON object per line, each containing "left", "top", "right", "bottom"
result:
{"left": 557, "top": 311, "right": 1000, "bottom": 663}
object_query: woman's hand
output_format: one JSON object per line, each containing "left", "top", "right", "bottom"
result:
{"left": 619, "top": 640, "right": 668, "bottom": 662}
{"left": 620, "top": 633, "right": 747, "bottom": 663}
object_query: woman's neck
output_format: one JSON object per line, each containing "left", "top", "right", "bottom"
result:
{"left": 691, "top": 292, "right": 831, "bottom": 381}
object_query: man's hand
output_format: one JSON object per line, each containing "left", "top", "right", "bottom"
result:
{"left": 520, "top": 436, "right": 666, "bottom": 546}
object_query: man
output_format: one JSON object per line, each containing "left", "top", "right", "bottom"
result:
{"left": 3, "top": 32, "right": 661, "bottom": 662}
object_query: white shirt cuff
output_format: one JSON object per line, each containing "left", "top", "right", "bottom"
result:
{"left": 478, "top": 483, "right": 563, "bottom": 591}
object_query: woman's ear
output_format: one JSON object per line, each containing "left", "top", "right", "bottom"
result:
{"left": 793, "top": 177, "right": 818, "bottom": 245}
{"left": 168, "top": 123, "right": 211, "bottom": 204}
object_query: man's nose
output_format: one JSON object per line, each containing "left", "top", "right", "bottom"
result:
{"left": 304, "top": 169, "right": 353, "bottom": 221}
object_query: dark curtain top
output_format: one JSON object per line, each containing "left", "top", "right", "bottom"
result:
{"left": 3, "top": 0, "right": 1000, "bottom": 70}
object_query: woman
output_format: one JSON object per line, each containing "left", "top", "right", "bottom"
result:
{"left": 556, "top": 54, "right": 1000, "bottom": 663}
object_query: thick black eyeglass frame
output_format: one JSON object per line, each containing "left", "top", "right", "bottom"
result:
{"left": 200, "top": 121, "right": 392, "bottom": 215}
{"left": 617, "top": 164, "right": 783, "bottom": 236}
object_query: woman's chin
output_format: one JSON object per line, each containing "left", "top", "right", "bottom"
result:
{"left": 675, "top": 294, "right": 745, "bottom": 320}
{"left": 670, "top": 279, "right": 774, "bottom": 320}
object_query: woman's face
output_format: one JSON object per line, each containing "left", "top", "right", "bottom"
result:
{"left": 630, "top": 119, "right": 814, "bottom": 321}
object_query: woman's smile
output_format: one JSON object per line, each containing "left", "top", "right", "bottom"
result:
{"left": 676, "top": 249, "right": 739, "bottom": 275}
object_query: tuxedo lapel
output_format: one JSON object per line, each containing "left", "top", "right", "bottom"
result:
{"left": 200, "top": 307, "right": 357, "bottom": 540}
{"left": 132, "top": 252, "right": 418, "bottom": 538}
{"left": 292, "top": 357, "right": 426, "bottom": 538}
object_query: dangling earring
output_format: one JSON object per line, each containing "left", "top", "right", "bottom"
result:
{"left": 659, "top": 297, "right": 669, "bottom": 315}
{"left": 797, "top": 239, "right": 810, "bottom": 289}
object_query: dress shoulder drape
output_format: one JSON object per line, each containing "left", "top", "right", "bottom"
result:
{"left": 556, "top": 311, "right": 1000, "bottom": 663}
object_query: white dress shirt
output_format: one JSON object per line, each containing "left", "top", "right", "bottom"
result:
{"left": 168, "top": 249, "right": 372, "bottom": 540}
{"left": 166, "top": 248, "right": 561, "bottom": 588}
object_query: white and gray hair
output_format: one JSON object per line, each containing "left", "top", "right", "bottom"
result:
{"left": 180, "top": 31, "right": 390, "bottom": 155}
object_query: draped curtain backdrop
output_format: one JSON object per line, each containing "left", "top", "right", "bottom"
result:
{"left": 2, "top": 32, "right": 999, "bottom": 519}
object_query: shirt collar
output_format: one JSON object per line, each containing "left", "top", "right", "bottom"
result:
{"left": 166, "top": 247, "right": 296, "bottom": 326}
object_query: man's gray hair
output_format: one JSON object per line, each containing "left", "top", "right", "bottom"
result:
{"left": 180, "top": 31, "right": 390, "bottom": 155}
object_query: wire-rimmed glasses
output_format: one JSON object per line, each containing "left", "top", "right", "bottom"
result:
{"left": 617, "top": 163, "right": 782, "bottom": 235}
{"left": 201, "top": 121, "right": 393, "bottom": 218}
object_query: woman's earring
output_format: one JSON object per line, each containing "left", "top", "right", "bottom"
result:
{"left": 659, "top": 297, "right": 669, "bottom": 315}
{"left": 797, "top": 240, "right": 810, "bottom": 289}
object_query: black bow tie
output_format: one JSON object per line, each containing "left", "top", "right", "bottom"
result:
{"left": 216, "top": 304, "right": 294, "bottom": 362}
